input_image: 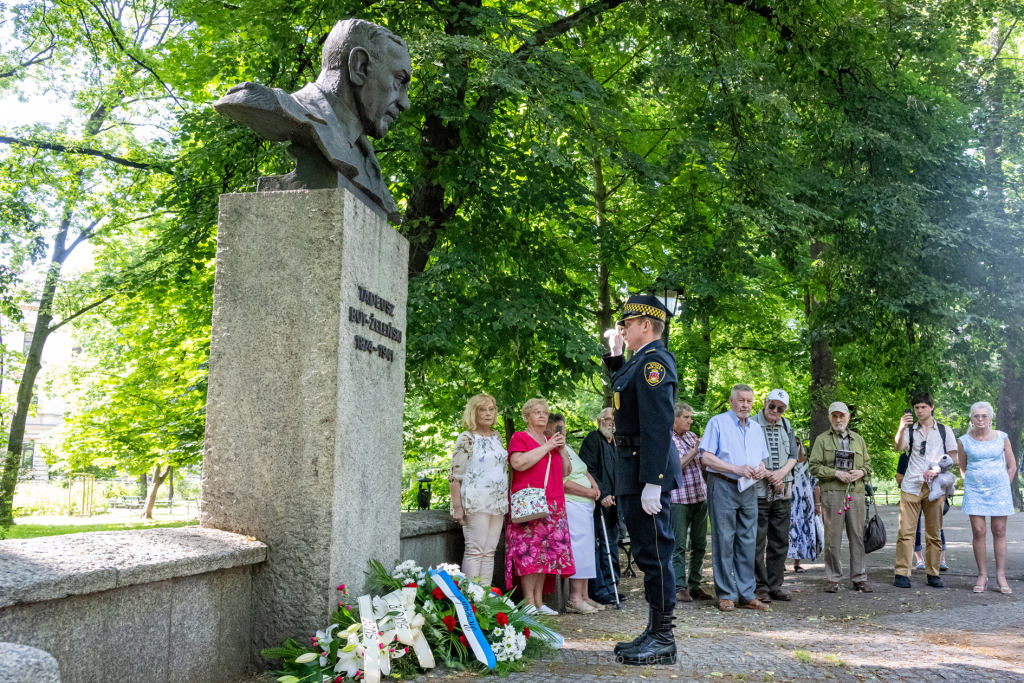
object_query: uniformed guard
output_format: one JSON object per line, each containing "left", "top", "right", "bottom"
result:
{"left": 602, "top": 294, "right": 683, "bottom": 665}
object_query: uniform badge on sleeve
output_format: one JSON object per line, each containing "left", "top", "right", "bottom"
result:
{"left": 644, "top": 362, "right": 666, "bottom": 387}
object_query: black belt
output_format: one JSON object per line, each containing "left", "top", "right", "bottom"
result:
{"left": 614, "top": 435, "right": 642, "bottom": 447}
{"left": 710, "top": 471, "right": 740, "bottom": 485}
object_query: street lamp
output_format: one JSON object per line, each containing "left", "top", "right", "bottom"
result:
{"left": 653, "top": 288, "right": 682, "bottom": 351}
{"left": 416, "top": 476, "right": 433, "bottom": 510}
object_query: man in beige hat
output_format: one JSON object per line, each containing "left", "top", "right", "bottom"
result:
{"left": 808, "top": 402, "right": 873, "bottom": 593}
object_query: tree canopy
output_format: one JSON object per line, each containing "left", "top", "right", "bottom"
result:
{"left": 1, "top": 0, "right": 1022, "bottom": 518}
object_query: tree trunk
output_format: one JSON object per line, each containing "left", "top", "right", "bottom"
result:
{"left": 985, "top": 21, "right": 1022, "bottom": 510}
{"left": 806, "top": 241, "right": 836, "bottom": 444}
{"left": 140, "top": 465, "right": 170, "bottom": 520}
{"left": 0, "top": 102, "right": 111, "bottom": 532}
{"left": 996, "top": 324, "right": 1024, "bottom": 511}
{"left": 503, "top": 416, "right": 515, "bottom": 449}
{"left": 593, "top": 156, "right": 615, "bottom": 408}
{"left": 693, "top": 309, "right": 712, "bottom": 409}
{"left": 0, "top": 212, "right": 75, "bottom": 529}
{"left": 138, "top": 471, "right": 148, "bottom": 498}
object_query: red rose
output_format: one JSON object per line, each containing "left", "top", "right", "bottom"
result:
{"left": 495, "top": 612, "right": 509, "bottom": 626}
{"left": 490, "top": 587, "right": 502, "bottom": 596}
{"left": 442, "top": 615, "right": 457, "bottom": 632}
{"left": 458, "top": 635, "right": 468, "bottom": 647}
{"left": 405, "top": 583, "right": 418, "bottom": 588}
{"left": 523, "top": 627, "right": 531, "bottom": 639}
{"left": 432, "top": 587, "right": 446, "bottom": 600}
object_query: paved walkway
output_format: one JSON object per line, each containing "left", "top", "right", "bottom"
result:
{"left": 245, "top": 507, "right": 1023, "bottom": 683}
{"left": 449, "top": 507, "right": 1023, "bottom": 683}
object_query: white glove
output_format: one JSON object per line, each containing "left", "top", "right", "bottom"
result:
{"left": 641, "top": 483, "right": 662, "bottom": 515}
{"left": 603, "top": 328, "right": 624, "bottom": 356}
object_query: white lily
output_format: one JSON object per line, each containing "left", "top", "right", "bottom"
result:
{"left": 334, "top": 633, "right": 363, "bottom": 678}
{"left": 315, "top": 623, "right": 339, "bottom": 667}
{"left": 294, "top": 652, "right": 318, "bottom": 664}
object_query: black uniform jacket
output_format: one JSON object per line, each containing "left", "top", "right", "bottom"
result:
{"left": 602, "top": 339, "right": 683, "bottom": 496}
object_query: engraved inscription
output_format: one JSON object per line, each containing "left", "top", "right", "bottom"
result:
{"left": 358, "top": 286, "right": 395, "bottom": 317}
{"left": 355, "top": 335, "right": 394, "bottom": 362}
{"left": 348, "top": 307, "right": 403, "bottom": 343}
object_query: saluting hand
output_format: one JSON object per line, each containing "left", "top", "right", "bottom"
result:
{"left": 603, "top": 328, "right": 624, "bottom": 357}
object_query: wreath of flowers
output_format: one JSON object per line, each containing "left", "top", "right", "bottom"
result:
{"left": 264, "top": 560, "right": 554, "bottom": 682}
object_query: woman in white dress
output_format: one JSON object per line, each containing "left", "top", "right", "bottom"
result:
{"left": 957, "top": 401, "right": 1017, "bottom": 595}
{"left": 449, "top": 394, "right": 509, "bottom": 585}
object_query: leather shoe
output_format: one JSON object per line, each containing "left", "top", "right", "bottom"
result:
{"left": 768, "top": 590, "right": 791, "bottom": 601}
{"left": 676, "top": 588, "right": 693, "bottom": 602}
{"left": 852, "top": 581, "right": 873, "bottom": 593}
{"left": 738, "top": 598, "right": 770, "bottom": 611}
{"left": 824, "top": 582, "right": 840, "bottom": 593}
{"left": 717, "top": 599, "right": 734, "bottom": 612}
{"left": 691, "top": 587, "right": 714, "bottom": 600}
{"left": 755, "top": 589, "right": 772, "bottom": 603}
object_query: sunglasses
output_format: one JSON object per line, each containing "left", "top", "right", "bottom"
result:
{"left": 919, "top": 441, "right": 927, "bottom": 456}
{"left": 767, "top": 402, "right": 787, "bottom": 413}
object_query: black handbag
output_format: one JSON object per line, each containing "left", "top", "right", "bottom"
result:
{"left": 863, "top": 489, "right": 886, "bottom": 554}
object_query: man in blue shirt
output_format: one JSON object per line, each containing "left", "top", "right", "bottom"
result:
{"left": 699, "top": 384, "right": 771, "bottom": 612}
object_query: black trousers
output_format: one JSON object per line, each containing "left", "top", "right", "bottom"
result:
{"left": 619, "top": 489, "right": 676, "bottom": 613}
{"left": 590, "top": 503, "right": 621, "bottom": 603}
{"left": 755, "top": 497, "right": 792, "bottom": 593}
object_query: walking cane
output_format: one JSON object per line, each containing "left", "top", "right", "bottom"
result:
{"left": 599, "top": 507, "right": 622, "bottom": 609}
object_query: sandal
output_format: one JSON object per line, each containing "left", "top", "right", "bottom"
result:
{"left": 794, "top": 566, "right": 806, "bottom": 573}
{"left": 973, "top": 580, "right": 987, "bottom": 594}
{"left": 999, "top": 584, "right": 1012, "bottom": 595}
{"left": 915, "top": 560, "right": 925, "bottom": 570}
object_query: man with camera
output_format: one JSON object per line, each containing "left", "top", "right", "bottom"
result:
{"left": 893, "top": 392, "right": 958, "bottom": 588}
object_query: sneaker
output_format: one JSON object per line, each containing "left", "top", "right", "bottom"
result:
{"left": 537, "top": 605, "right": 559, "bottom": 616}
{"left": 927, "top": 575, "right": 944, "bottom": 588}
{"left": 893, "top": 575, "right": 912, "bottom": 588}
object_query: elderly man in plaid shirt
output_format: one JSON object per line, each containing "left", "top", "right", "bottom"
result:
{"left": 669, "top": 402, "right": 713, "bottom": 602}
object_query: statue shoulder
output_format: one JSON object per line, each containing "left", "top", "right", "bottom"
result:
{"left": 213, "top": 82, "right": 312, "bottom": 142}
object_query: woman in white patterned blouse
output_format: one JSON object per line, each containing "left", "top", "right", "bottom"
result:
{"left": 449, "top": 393, "right": 509, "bottom": 585}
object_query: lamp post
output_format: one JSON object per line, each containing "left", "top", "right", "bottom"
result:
{"left": 654, "top": 288, "right": 682, "bottom": 351}
{"left": 416, "top": 476, "right": 433, "bottom": 510}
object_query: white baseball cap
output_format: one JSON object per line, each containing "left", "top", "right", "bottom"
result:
{"left": 767, "top": 389, "right": 790, "bottom": 405}
{"left": 828, "top": 401, "right": 850, "bottom": 415}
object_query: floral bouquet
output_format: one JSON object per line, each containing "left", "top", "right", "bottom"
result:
{"left": 263, "top": 560, "right": 554, "bottom": 682}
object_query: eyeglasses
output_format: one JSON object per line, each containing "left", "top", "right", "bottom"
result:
{"left": 767, "top": 402, "right": 787, "bottom": 413}
{"left": 971, "top": 415, "right": 991, "bottom": 421}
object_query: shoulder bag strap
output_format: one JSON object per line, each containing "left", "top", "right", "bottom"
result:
{"left": 542, "top": 451, "right": 553, "bottom": 489}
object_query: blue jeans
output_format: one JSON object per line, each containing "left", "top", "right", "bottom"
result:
{"left": 707, "top": 474, "right": 758, "bottom": 602}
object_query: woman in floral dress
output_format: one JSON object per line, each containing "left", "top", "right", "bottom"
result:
{"left": 505, "top": 397, "right": 574, "bottom": 615}
{"left": 788, "top": 446, "right": 821, "bottom": 571}
{"left": 449, "top": 393, "right": 509, "bottom": 586}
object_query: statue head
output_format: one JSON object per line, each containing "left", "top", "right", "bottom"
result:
{"left": 318, "top": 19, "right": 412, "bottom": 139}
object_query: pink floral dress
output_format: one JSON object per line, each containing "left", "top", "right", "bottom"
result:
{"left": 505, "top": 432, "right": 575, "bottom": 594}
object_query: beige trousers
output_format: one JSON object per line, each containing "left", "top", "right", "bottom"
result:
{"left": 821, "top": 490, "right": 866, "bottom": 583}
{"left": 895, "top": 484, "right": 944, "bottom": 577}
{"left": 462, "top": 511, "right": 504, "bottom": 585}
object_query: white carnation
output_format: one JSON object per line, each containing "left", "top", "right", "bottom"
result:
{"left": 490, "top": 625, "right": 526, "bottom": 662}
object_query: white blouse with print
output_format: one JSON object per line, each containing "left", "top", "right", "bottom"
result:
{"left": 448, "top": 431, "right": 509, "bottom": 515}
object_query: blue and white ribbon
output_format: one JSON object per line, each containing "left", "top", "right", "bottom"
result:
{"left": 429, "top": 568, "right": 497, "bottom": 669}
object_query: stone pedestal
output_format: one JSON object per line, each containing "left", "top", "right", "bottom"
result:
{"left": 200, "top": 188, "right": 408, "bottom": 665}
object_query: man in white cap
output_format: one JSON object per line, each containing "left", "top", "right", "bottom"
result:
{"left": 750, "top": 389, "right": 800, "bottom": 602}
{"left": 808, "top": 402, "right": 873, "bottom": 593}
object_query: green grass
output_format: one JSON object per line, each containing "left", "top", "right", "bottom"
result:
{"left": 5, "top": 519, "right": 199, "bottom": 540}
{"left": 793, "top": 650, "right": 813, "bottom": 664}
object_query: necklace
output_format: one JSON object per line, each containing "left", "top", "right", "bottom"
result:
{"left": 526, "top": 428, "right": 547, "bottom": 444}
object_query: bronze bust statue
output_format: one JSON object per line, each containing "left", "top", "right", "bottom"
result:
{"left": 213, "top": 19, "right": 411, "bottom": 223}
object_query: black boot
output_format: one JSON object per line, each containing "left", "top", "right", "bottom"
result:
{"left": 617, "top": 610, "right": 677, "bottom": 665}
{"left": 613, "top": 607, "right": 652, "bottom": 654}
